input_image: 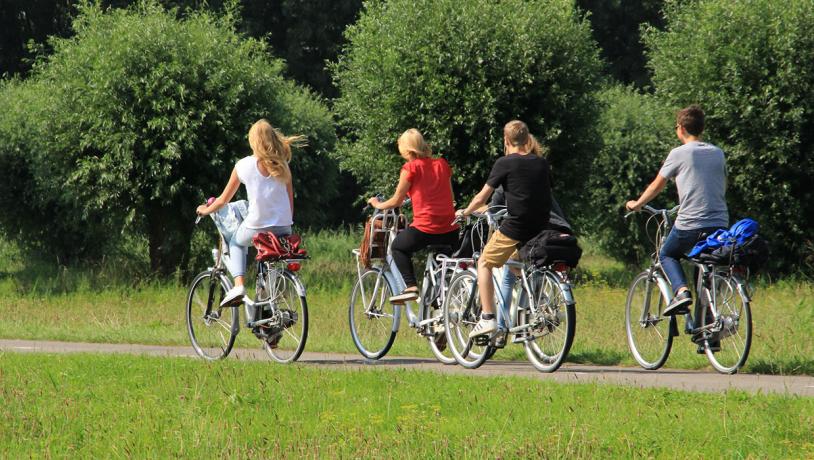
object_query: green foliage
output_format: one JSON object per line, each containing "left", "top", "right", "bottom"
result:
{"left": 645, "top": 0, "right": 814, "bottom": 272}
{"left": 588, "top": 85, "right": 676, "bottom": 264}
{"left": 0, "top": 1, "right": 338, "bottom": 272}
{"left": 331, "top": 0, "right": 603, "bottom": 214}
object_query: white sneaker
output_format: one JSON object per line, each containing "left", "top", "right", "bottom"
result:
{"left": 220, "top": 285, "right": 246, "bottom": 307}
{"left": 389, "top": 289, "right": 419, "bottom": 304}
{"left": 468, "top": 318, "right": 497, "bottom": 339}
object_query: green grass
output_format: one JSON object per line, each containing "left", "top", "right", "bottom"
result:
{"left": 1, "top": 232, "right": 813, "bottom": 374}
{"left": 1, "top": 353, "right": 812, "bottom": 458}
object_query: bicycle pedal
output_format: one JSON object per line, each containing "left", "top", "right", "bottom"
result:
{"left": 473, "top": 335, "right": 490, "bottom": 347}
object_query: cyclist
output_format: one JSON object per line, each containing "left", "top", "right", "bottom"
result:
{"left": 493, "top": 190, "right": 572, "bottom": 344}
{"left": 195, "top": 119, "right": 305, "bottom": 307}
{"left": 367, "top": 129, "right": 459, "bottom": 304}
{"left": 626, "top": 105, "right": 728, "bottom": 316}
{"left": 457, "top": 120, "right": 552, "bottom": 338}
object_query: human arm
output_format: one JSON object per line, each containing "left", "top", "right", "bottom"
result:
{"left": 457, "top": 183, "right": 494, "bottom": 217}
{"left": 287, "top": 181, "right": 294, "bottom": 217}
{"left": 626, "top": 174, "right": 668, "bottom": 211}
{"left": 196, "top": 168, "right": 241, "bottom": 216}
{"left": 368, "top": 169, "right": 411, "bottom": 209}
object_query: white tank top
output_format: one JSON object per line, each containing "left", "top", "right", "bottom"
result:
{"left": 234, "top": 156, "right": 293, "bottom": 229}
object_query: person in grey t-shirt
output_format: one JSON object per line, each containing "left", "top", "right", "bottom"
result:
{"left": 626, "top": 105, "right": 729, "bottom": 317}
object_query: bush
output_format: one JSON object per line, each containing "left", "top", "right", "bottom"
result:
{"left": 331, "top": 0, "right": 603, "bottom": 215}
{"left": 588, "top": 85, "right": 676, "bottom": 264}
{"left": 0, "top": 1, "right": 338, "bottom": 274}
{"left": 645, "top": 0, "right": 814, "bottom": 273}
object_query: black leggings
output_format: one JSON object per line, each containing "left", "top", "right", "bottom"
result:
{"left": 391, "top": 226, "right": 459, "bottom": 288}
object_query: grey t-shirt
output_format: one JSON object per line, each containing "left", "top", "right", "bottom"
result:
{"left": 659, "top": 141, "right": 729, "bottom": 230}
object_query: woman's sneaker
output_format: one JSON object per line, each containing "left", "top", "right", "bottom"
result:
{"left": 468, "top": 318, "right": 497, "bottom": 339}
{"left": 662, "top": 290, "right": 692, "bottom": 316}
{"left": 389, "top": 289, "right": 419, "bottom": 304}
{"left": 220, "top": 285, "right": 246, "bottom": 307}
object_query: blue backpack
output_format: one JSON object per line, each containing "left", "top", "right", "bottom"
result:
{"left": 687, "top": 218, "right": 760, "bottom": 258}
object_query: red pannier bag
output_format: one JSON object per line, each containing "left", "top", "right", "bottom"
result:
{"left": 252, "top": 232, "right": 308, "bottom": 261}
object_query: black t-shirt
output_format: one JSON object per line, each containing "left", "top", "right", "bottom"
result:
{"left": 486, "top": 153, "right": 551, "bottom": 242}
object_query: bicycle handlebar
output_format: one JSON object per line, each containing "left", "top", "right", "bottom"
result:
{"left": 624, "top": 204, "right": 679, "bottom": 219}
{"left": 194, "top": 196, "right": 217, "bottom": 224}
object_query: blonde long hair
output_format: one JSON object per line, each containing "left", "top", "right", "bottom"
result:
{"left": 248, "top": 119, "right": 306, "bottom": 183}
{"left": 397, "top": 128, "right": 433, "bottom": 159}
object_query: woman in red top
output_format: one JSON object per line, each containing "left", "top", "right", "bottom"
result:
{"left": 368, "top": 129, "right": 459, "bottom": 303}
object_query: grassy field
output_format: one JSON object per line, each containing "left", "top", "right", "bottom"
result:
{"left": 1, "top": 352, "right": 812, "bottom": 458}
{"left": 1, "top": 231, "right": 812, "bottom": 374}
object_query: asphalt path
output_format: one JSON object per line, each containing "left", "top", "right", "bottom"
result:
{"left": 2, "top": 339, "right": 813, "bottom": 397}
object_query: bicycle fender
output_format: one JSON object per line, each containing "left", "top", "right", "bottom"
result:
{"left": 285, "top": 271, "right": 307, "bottom": 297}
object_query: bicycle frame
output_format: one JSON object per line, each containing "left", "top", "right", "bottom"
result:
{"left": 354, "top": 205, "right": 472, "bottom": 333}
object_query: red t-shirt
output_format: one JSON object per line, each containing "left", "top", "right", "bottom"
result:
{"left": 402, "top": 157, "right": 458, "bottom": 234}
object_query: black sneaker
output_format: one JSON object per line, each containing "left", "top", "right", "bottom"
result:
{"left": 697, "top": 341, "right": 721, "bottom": 354}
{"left": 432, "top": 333, "right": 447, "bottom": 352}
{"left": 662, "top": 291, "right": 692, "bottom": 316}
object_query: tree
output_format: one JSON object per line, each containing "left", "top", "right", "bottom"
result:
{"left": 0, "top": 1, "right": 338, "bottom": 273}
{"left": 645, "top": 0, "right": 814, "bottom": 272}
{"left": 331, "top": 0, "right": 604, "bottom": 217}
{"left": 576, "top": 0, "right": 666, "bottom": 88}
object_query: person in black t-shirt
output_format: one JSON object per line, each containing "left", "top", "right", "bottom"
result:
{"left": 456, "top": 120, "right": 552, "bottom": 338}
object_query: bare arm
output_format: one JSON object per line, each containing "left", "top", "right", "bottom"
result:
{"left": 196, "top": 168, "right": 241, "bottom": 216}
{"left": 368, "top": 170, "right": 411, "bottom": 209}
{"left": 458, "top": 183, "right": 494, "bottom": 216}
{"left": 287, "top": 181, "right": 294, "bottom": 217}
{"left": 626, "top": 175, "right": 668, "bottom": 211}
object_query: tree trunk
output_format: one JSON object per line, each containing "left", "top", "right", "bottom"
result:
{"left": 147, "top": 201, "right": 194, "bottom": 277}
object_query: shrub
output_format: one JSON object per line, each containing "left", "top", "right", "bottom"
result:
{"left": 0, "top": 1, "right": 338, "bottom": 274}
{"left": 331, "top": 0, "right": 603, "bottom": 215}
{"left": 645, "top": 0, "right": 814, "bottom": 273}
{"left": 588, "top": 85, "right": 676, "bottom": 264}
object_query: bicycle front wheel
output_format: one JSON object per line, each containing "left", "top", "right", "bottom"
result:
{"left": 443, "top": 269, "right": 491, "bottom": 369}
{"left": 702, "top": 274, "right": 752, "bottom": 374}
{"left": 262, "top": 270, "right": 309, "bottom": 363}
{"left": 625, "top": 271, "right": 673, "bottom": 370}
{"left": 186, "top": 270, "right": 238, "bottom": 360}
{"left": 348, "top": 269, "right": 398, "bottom": 360}
{"left": 521, "top": 271, "right": 575, "bottom": 373}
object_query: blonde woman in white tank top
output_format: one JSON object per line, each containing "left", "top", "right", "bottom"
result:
{"left": 196, "top": 119, "right": 306, "bottom": 306}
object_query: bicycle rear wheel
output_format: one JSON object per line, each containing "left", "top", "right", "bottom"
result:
{"left": 421, "top": 272, "right": 456, "bottom": 365}
{"left": 521, "top": 270, "right": 575, "bottom": 373}
{"left": 443, "top": 269, "right": 491, "bottom": 369}
{"left": 349, "top": 269, "right": 398, "bottom": 359}
{"left": 702, "top": 274, "right": 752, "bottom": 374}
{"left": 186, "top": 270, "right": 238, "bottom": 360}
{"left": 262, "top": 270, "right": 309, "bottom": 363}
{"left": 625, "top": 271, "right": 673, "bottom": 370}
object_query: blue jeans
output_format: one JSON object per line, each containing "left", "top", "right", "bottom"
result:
{"left": 226, "top": 223, "right": 291, "bottom": 277}
{"left": 497, "top": 267, "right": 527, "bottom": 329}
{"left": 659, "top": 226, "right": 722, "bottom": 294}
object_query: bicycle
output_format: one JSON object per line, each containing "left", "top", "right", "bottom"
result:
{"left": 442, "top": 207, "right": 577, "bottom": 371}
{"left": 186, "top": 211, "right": 309, "bottom": 363}
{"left": 624, "top": 205, "right": 752, "bottom": 374}
{"left": 347, "top": 202, "right": 461, "bottom": 364}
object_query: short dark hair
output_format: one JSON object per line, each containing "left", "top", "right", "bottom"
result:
{"left": 676, "top": 105, "right": 705, "bottom": 136}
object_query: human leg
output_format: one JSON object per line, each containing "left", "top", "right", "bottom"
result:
{"left": 471, "top": 231, "right": 519, "bottom": 338}
{"left": 660, "top": 226, "right": 721, "bottom": 315}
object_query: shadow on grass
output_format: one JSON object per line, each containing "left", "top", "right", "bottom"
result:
{"left": 567, "top": 348, "right": 627, "bottom": 366}
{"left": 747, "top": 358, "right": 814, "bottom": 376}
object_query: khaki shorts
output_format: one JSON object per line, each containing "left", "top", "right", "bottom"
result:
{"left": 479, "top": 230, "right": 520, "bottom": 269}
